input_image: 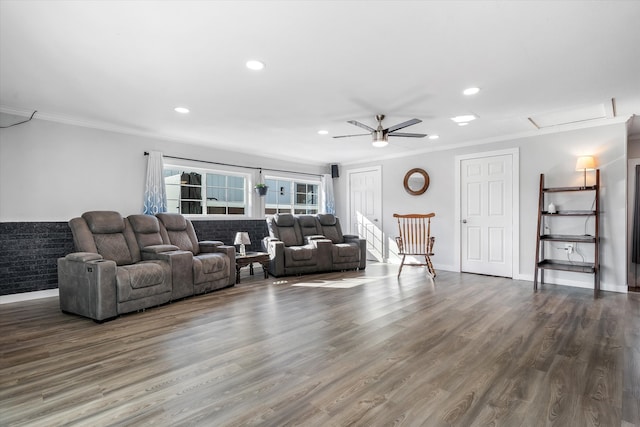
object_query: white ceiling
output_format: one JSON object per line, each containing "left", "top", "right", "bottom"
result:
{"left": 2, "top": 0, "right": 640, "bottom": 166}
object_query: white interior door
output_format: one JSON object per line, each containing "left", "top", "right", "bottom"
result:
{"left": 460, "top": 154, "right": 513, "bottom": 277}
{"left": 348, "top": 166, "right": 383, "bottom": 261}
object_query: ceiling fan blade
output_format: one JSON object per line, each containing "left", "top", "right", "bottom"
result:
{"left": 332, "top": 133, "right": 371, "bottom": 139}
{"left": 347, "top": 120, "right": 376, "bottom": 132}
{"left": 389, "top": 132, "right": 427, "bottom": 138}
{"left": 387, "top": 118, "right": 422, "bottom": 133}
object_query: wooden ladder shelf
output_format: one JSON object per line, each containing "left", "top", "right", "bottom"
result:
{"left": 533, "top": 170, "right": 600, "bottom": 295}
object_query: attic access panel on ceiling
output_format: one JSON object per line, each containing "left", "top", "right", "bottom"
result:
{"left": 528, "top": 100, "right": 615, "bottom": 129}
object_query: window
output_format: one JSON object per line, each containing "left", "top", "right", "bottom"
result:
{"left": 264, "top": 178, "right": 319, "bottom": 215}
{"left": 164, "top": 167, "right": 247, "bottom": 215}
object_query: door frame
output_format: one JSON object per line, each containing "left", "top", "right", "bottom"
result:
{"left": 454, "top": 148, "right": 520, "bottom": 279}
{"left": 346, "top": 165, "right": 383, "bottom": 261}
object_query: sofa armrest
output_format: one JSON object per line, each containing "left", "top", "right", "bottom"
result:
{"left": 141, "top": 249, "right": 194, "bottom": 299}
{"left": 57, "top": 254, "right": 118, "bottom": 321}
{"left": 344, "top": 235, "right": 367, "bottom": 270}
{"left": 198, "top": 240, "right": 224, "bottom": 253}
{"left": 310, "top": 239, "right": 333, "bottom": 272}
{"left": 141, "top": 244, "right": 180, "bottom": 254}
{"left": 210, "top": 244, "right": 236, "bottom": 286}
{"left": 64, "top": 252, "right": 103, "bottom": 262}
{"left": 304, "top": 235, "right": 326, "bottom": 244}
{"left": 262, "top": 237, "right": 285, "bottom": 277}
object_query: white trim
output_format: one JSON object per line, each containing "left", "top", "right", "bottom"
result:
{"left": 0, "top": 288, "right": 59, "bottom": 304}
{"left": 455, "top": 148, "right": 520, "bottom": 278}
{"left": 518, "top": 273, "right": 627, "bottom": 294}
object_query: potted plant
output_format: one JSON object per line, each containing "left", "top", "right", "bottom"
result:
{"left": 255, "top": 183, "right": 268, "bottom": 196}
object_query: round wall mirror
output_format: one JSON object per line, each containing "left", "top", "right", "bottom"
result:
{"left": 403, "top": 168, "right": 430, "bottom": 195}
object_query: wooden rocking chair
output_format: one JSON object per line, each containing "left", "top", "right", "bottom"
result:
{"left": 394, "top": 213, "right": 436, "bottom": 278}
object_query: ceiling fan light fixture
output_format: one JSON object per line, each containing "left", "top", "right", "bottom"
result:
{"left": 463, "top": 87, "right": 480, "bottom": 96}
{"left": 174, "top": 107, "right": 190, "bottom": 114}
{"left": 372, "top": 130, "right": 388, "bottom": 147}
{"left": 428, "top": 134, "right": 439, "bottom": 140}
{"left": 317, "top": 130, "right": 329, "bottom": 135}
{"left": 372, "top": 138, "right": 388, "bottom": 148}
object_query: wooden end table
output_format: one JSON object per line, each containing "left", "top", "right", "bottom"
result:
{"left": 235, "top": 251, "right": 270, "bottom": 283}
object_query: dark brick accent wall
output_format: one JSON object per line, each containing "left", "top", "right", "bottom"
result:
{"left": 192, "top": 219, "right": 269, "bottom": 253}
{"left": 0, "top": 219, "right": 270, "bottom": 296}
{"left": 0, "top": 222, "right": 74, "bottom": 296}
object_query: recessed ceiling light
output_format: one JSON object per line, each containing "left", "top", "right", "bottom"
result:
{"left": 246, "top": 60, "right": 265, "bottom": 70}
{"left": 458, "top": 122, "right": 469, "bottom": 127}
{"left": 463, "top": 87, "right": 480, "bottom": 96}
{"left": 428, "top": 135, "right": 439, "bottom": 140}
{"left": 318, "top": 130, "right": 329, "bottom": 135}
{"left": 451, "top": 115, "right": 476, "bottom": 123}
{"left": 174, "top": 107, "right": 190, "bottom": 114}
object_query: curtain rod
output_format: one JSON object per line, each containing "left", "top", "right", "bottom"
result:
{"left": 144, "top": 152, "right": 323, "bottom": 178}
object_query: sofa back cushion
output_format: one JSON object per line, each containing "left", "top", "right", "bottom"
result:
{"left": 128, "top": 214, "right": 164, "bottom": 248}
{"left": 75, "top": 211, "right": 140, "bottom": 265}
{"left": 317, "top": 214, "right": 344, "bottom": 244}
{"left": 268, "top": 213, "right": 303, "bottom": 247}
{"left": 298, "top": 215, "right": 321, "bottom": 238}
{"left": 156, "top": 213, "right": 200, "bottom": 254}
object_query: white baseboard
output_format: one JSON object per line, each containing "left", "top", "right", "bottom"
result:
{"left": 517, "top": 273, "right": 627, "bottom": 293}
{"left": 0, "top": 288, "right": 59, "bottom": 304}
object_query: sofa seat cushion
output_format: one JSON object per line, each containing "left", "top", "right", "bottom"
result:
{"left": 116, "top": 261, "right": 171, "bottom": 302}
{"left": 193, "top": 253, "right": 229, "bottom": 284}
{"left": 284, "top": 245, "right": 317, "bottom": 266}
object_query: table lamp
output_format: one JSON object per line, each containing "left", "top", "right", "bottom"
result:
{"left": 234, "top": 232, "right": 251, "bottom": 256}
{"left": 575, "top": 156, "right": 596, "bottom": 188}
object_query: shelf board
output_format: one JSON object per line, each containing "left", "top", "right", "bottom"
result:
{"left": 543, "top": 185, "right": 597, "bottom": 192}
{"left": 542, "top": 210, "right": 596, "bottom": 216}
{"left": 540, "top": 234, "right": 596, "bottom": 243}
{"left": 537, "top": 259, "right": 596, "bottom": 273}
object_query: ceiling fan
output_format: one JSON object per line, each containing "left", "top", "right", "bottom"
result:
{"left": 333, "top": 114, "right": 427, "bottom": 147}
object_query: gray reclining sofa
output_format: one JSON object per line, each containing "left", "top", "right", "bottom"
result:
{"left": 58, "top": 211, "right": 234, "bottom": 322}
{"left": 262, "top": 213, "right": 366, "bottom": 277}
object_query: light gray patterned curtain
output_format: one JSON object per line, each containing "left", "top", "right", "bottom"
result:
{"left": 321, "top": 173, "right": 335, "bottom": 215}
{"left": 143, "top": 151, "right": 167, "bottom": 215}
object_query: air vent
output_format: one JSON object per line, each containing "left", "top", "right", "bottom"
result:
{"left": 528, "top": 100, "right": 615, "bottom": 129}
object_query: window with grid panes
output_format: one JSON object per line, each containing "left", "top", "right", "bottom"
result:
{"left": 264, "top": 178, "right": 319, "bottom": 215}
{"left": 164, "top": 167, "right": 247, "bottom": 215}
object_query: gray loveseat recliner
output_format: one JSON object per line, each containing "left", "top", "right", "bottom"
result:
{"left": 262, "top": 213, "right": 366, "bottom": 277}
{"left": 58, "top": 211, "right": 175, "bottom": 322}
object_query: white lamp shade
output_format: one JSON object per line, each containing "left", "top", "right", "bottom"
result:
{"left": 234, "top": 232, "right": 251, "bottom": 245}
{"left": 576, "top": 156, "right": 596, "bottom": 171}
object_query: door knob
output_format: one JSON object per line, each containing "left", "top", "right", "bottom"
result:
{"left": 462, "top": 219, "right": 467, "bottom": 223}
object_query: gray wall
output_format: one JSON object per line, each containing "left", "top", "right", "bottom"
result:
{"left": 336, "top": 123, "right": 628, "bottom": 293}
{"left": 0, "top": 113, "right": 630, "bottom": 294}
{"left": 0, "top": 117, "right": 325, "bottom": 222}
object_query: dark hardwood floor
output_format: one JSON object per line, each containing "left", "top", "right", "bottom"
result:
{"left": 1, "top": 263, "right": 639, "bottom": 426}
